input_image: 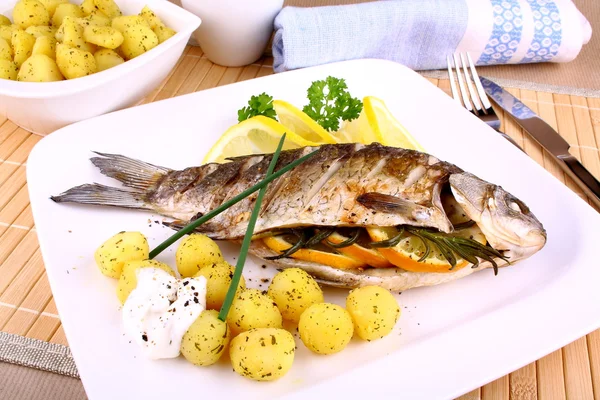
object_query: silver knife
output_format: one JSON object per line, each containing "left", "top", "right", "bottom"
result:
{"left": 481, "top": 77, "right": 600, "bottom": 209}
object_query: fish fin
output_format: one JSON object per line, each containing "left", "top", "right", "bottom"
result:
{"left": 356, "top": 192, "right": 418, "bottom": 214}
{"left": 51, "top": 183, "right": 151, "bottom": 210}
{"left": 90, "top": 152, "right": 171, "bottom": 190}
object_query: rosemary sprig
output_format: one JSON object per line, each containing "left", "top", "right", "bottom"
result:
{"left": 369, "top": 227, "right": 405, "bottom": 248}
{"left": 326, "top": 228, "right": 361, "bottom": 248}
{"left": 148, "top": 146, "right": 318, "bottom": 259}
{"left": 218, "top": 134, "right": 287, "bottom": 322}
{"left": 265, "top": 230, "right": 309, "bottom": 260}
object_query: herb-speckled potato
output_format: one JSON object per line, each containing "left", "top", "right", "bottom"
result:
{"left": 80, "top": 0, "right": 96, "bottom": 16}
{"left": 298, "top": 303, "right": 354, "bottom": 355}
{"left": 152, "top": 23, "right": 176, "bottom": 44}
{"left": 227, "top": 289, "right": 282, "bottom": 336}
{"left": 176, "top": 233, "right": 224, "bottom": 277}
{"left": 77, "top": 11, "right": 111, "bottom": 28}
{"left": 17, "top": 54, "right": 63, "bottom": 81}
{"left": 83, "top": 26, "right": 122, "bottom": 49}
{"left": 60, "top": 17, "right": 95, "bottom": 53}
{"left": 194, "top": 262, "right": 246, "bottom": 310}
{"left": 0, "top": 15, "right": 11, "bottom": 26}
{"left": 94, "top": 48, "right": 123, "bottom": 71}
{"left": 0, "top": 59, "right": 18, "bottom": 80}
{"left": 181, "top": 310, "right": 230, "bottom": 366}
{"left": 25, "top": 25, "right": 56, "bottom": 39}
{"left": 12, "top": 29, "right": 36, "bottom": 68}
{"left": 120, "top": 24, "right": 158, "bottom": 59}
{"left": 0, "top": 25, "right": 16, "bottom": 44}
{"left": 13, "top": 0, "right": 49, "bottom": 30}
{"left": 230, "top": 328, "right": 295, "bottom": 381}
{"left": 267, "top": 268, "right": 324, "bottom": 323}
{"left": 346, "top": 286, "right": 400, "bottom": 341}
{"left": 32, "top": 35, "right": 56, "bottom": 59}
{"left": 38, "top": 0, "right": 68, "bottom": 18}
{"left": 0, "top": 38, "right": 11, "bottom": 60}
{"left": 56, "top": 43, "right": 96, "bottom": 79}
{"left": 116, "top": 259, "right": 175, "bottom": 304}
{"left": 94, "top": 231, "right": 149, "bottom": 279}
{"left": 93, "top": 0, "right": 121, "bottom": 19}
{"left": 111, "top": 15, "right": 147, "bottom": 33}
{"left": 139, "top": 5, "right": 175, "bottom": 44}
{"left": 52, "top": 3, "right": 83, "bottom": 27}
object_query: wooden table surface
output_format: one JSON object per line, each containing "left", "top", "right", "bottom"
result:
{"left": 0, "top": 46, "right": 599, "bottom": 399}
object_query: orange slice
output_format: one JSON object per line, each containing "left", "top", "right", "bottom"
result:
{"left": 325, "top": 232, "right": 393, "bottom": 268}
{"left": 366, "top": 226, "right": 487, "bottom": 273}
{"left": 263, "top": 235, "right": 365, "bottom": 270}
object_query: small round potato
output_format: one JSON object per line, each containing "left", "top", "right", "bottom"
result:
{"left": 25, "top": 26, "right": 56, "bottom": 39}
{"left": 227, "top": 289, "right": 282, "bottom": 336}
{"left": 38, "top": 0, "right": 68, "bottom": 18}
{"left": 116, "top": 260, "right": 175, "bottom": 304}
{"left": 298, "top": 303, "right": 353, "bottom": 355}
{"left": 267, "top": 268, "right": 324, "bottom": 323}
{"left": 181, "top": 310, "right": 230, "bottom": 366}
{"left": 111, "top": 15, "right": 148, "bottom": 33}
{"left": 17, "top": 54, "right": 63, "bottom": 81}
{"left": 229, "top": 328, "right": 295, "bottom": 381}
{"left": 93, "top": 0, "right": 122, "bottom": 19}
{"left": 32, "top": 35, "right": 56, "bottom": 59}
{"left": 52, "top": 3, "right": 83, "bottom": 27}
{"left": 94, "top": 48, "right": 123, "bottom": 72}
{"left": 176, "top": 233, "right": 224, "bottom": 278}
{"left": 193, "top": 262, "right": 246, "bottom": 310}
{"left": 120, "top": 24, "right": 158, "bottom": 60}
{"left": 12, "top": 30, "right": 36, "bottom": 68}
{"left": 13, "top": 0, "right": 50, "bottom": 30}
{"left": 0, "top": 59, "right": 18, "bottom": 80}
{"left": 94, "top": 231, "right": 149, "bottom": 279}
{"left": 346, "top": 286, "right": 400, "bottom": 341}
{"left": 83, "top": 26, "right": 123, "bottom": 49}
{"left": 56, "top": 43, "right": 97, "bottom": 79}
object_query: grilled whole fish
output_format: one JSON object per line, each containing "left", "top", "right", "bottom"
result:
{"left": 51, "top": 143, "right": 547, "bottom": 291}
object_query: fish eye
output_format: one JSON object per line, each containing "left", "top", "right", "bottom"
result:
{"left": 509, "top": 201, "right": 522, "bottom": 213}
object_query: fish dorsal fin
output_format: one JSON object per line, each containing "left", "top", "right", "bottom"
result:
{"left": 356, "top": 192, "right": 418, "bottom": 214}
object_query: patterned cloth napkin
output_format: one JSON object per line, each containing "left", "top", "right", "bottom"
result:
{"left": 272, "top": 0, "right": 592, "bottom": 73}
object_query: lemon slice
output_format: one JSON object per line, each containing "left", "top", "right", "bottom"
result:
{"left": 272, "top": 100, "right": 339, "bottom": 144}
{"left": 202, "top": 116, "right": 316, "bottom": 164}
{"left": 363, "top": 96, "right": 425, "bottom": 151}
{"left": 366, "top": 226, "right": 486, "bottom": 273}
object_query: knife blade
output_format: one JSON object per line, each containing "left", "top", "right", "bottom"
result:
{"left": 481, "top": 77, "right": 600, "bottom": 209}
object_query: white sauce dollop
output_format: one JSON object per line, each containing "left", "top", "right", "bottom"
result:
{"left": 122, "top": 268, "right": 207, "bottom": 360}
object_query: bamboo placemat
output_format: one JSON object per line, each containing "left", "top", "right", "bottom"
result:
{"left": 1, "top": 45, "right": 599, "bottom": 399}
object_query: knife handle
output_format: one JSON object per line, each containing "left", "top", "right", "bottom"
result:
{"left": 559, "top": 154, "right": 600, "bottom": 209}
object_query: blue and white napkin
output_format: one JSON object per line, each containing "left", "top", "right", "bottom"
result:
{"left": 272, "top": 0, "right": 592, "bottom": 73}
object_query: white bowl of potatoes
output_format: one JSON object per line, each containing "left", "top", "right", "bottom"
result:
{"left": 0, "top": 0, "right": 201, "bottom": 135}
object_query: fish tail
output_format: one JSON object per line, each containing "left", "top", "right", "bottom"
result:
{"left": 50, "top": 183, "right": 152, "bottom": 211}
{"left": 90, "top": 152, "right": 171, "bottom": 190}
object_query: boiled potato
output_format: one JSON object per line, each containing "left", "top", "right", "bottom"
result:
{"left": 0, "top": 59, "right": 18, "bottom": 80}
{"left": 298, "top": 303, "right": 354, "bottom": 355}
{"left": 138, "top": 5, "right": 161, "bottom": 29}
{"left": 32, "top": 35, "right": 56, "bottom": 58}
{"left": 176, "top": 233, "right": 224, "bottom": 278}
{"left": 153, "top": 24, "right": 176, "bottom": 44}
{"left": 120, "top": 24, "right": 157, "bottom": 59}
{"left": 268, "top": 268, "right": 324, "bottom": 323}
{"left": 93, "top": 0, "right": 121, "bottom": 19}
{"left": 0, "top": 14, "right": 11, "bottom": 26}
{"left": 227, "top": 289, "right": 283, "bottom": 336}
{"left": 80, "top": 0, "right": 97, "bottom": 16}
{"left": 12, "top": 30, "right": 36, "bottom": 68}
{"left": 38, "top": 0, "right": 68, "bottom": 18}
{"left": 346, "top": 286, "right": 400, "bottom": 341}
{"left": 61, "top": 17, "right": 95, "bottom": 52}
{"left": 194, "top": 262, "right": 246, "bottom": 310}
{"left": 25, "top": 25, "right": 56, "bottom": 38}
{"left": 77, "top": 11, "right": 111, "bottom": 27}
{"left": 13, "top": 0, "right": 50, "bottom": 29}
{"left": 83, "top": 26, "right": 122, "bottom": 49}
{"left": 116, "top": 259, "right": 174, "bottom": 304}
{"left": 17, "top": 54, "right": 63, "bottom": 81}
{"left": 111, "top": 15, "right": 147, "bottom": 33}
{"left": 230, "top": 328, "right": 295, "bottom": 381}
{"left": 181, "top": 310, "right": 230, "bottom": 366}
{"left": 52, "top": 3, "right": 83, "bottom": 27}
{"left": 94, "top": 48, "right": 122, "bottom": 71}
{"left": 93, "top": 231, "right": 148, "bottom": 279}
{"left": 0, "top": 37, "right": 11, "bottom": 60}
{"left": 0, "top": 25, "right": 16, "bottom": 44}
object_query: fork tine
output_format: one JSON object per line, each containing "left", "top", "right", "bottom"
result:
{"left": 466, "top": 52, "right": 493, "bottom": 110}
{"left": 460, "top": 53, "right": 483, "bottom": 113}
{"left": 452, "top": 53, "right": 472, "bottom": 112}
{"left": 446, "top": 56, "right": 462, "bottom": 106}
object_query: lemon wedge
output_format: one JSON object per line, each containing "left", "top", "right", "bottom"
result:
{"left": 202, "top": 116, "right": 317, "bottom": 164}
{"left": 362, "top": 96, "right": 425, "bottom": 151}
{"left": 272, "top": 100, "right": 339, "bottom": 144}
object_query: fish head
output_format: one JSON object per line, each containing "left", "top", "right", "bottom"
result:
{"left": 449, "top": 172, "right": 546, "bottom": 262}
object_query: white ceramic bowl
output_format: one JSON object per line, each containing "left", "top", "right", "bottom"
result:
{"left": 0, "top": 0, "right": 201, "bottom": 135}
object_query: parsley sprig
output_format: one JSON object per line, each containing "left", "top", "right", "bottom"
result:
{"left": 237, "top": 92, "right": 277, "bottom": 122}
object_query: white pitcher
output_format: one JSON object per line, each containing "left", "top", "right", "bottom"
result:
{"left": 181, "top": 0, "right": 284, "bottom": 67}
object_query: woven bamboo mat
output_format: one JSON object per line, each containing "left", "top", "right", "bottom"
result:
{"left": 1, "top": 45, "right": 599, "bottom": 399}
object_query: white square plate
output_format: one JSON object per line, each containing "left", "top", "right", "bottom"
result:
{"left": 27, "top": 59, "right": 600, "bottom": 399}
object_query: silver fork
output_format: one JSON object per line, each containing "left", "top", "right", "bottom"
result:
{"left": 447, "top": 53, "right": 523, "bottom": 151}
